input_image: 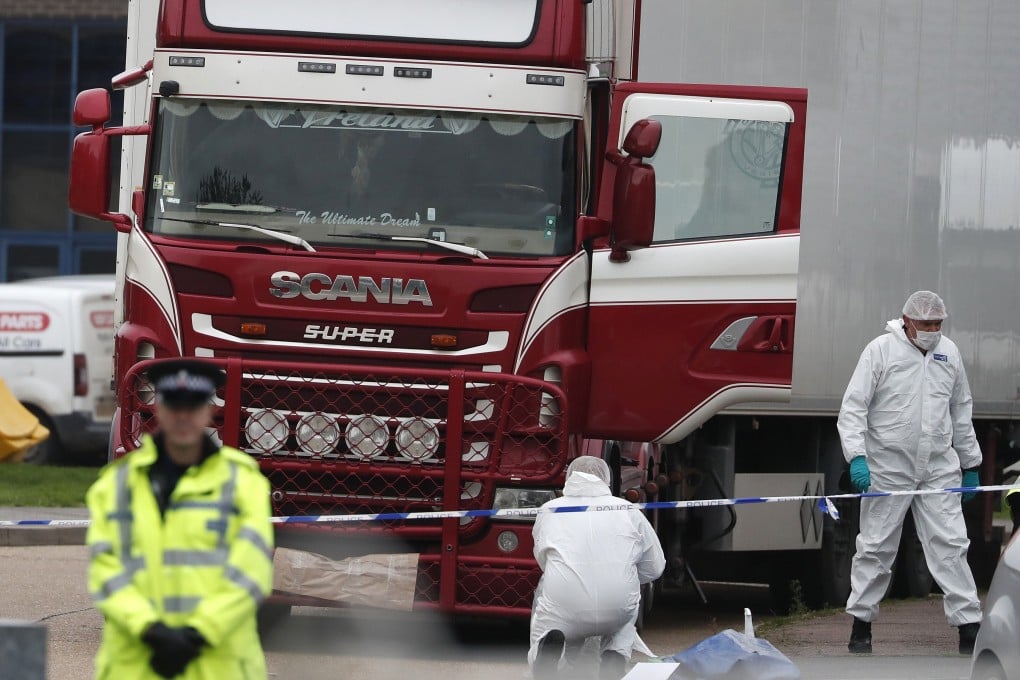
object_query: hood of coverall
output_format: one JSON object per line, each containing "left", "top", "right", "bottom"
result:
{"left": 886, "top": 317, "right": 942, "bottom": 352}
{"left": 563, "top": 471, "right": 613, "bottom": 497}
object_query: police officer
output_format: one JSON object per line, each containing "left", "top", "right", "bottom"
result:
{"left": 86, "top": 358, "right": 274, "bottom": 679}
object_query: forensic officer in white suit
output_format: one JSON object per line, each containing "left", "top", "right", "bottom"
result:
{"left": 838, "top": 291, "right": 982, "bottom": 655}
{"left": 528, "top": 456, "right": 665, "bottom": 680}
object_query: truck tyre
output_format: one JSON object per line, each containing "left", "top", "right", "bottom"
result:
{"left": 20, "top": 407, "right": 65, "bottom": 465}
{"left": 891, "top": 511, "right": 934, "bottom": 598}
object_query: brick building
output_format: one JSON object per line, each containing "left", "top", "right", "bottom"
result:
{"left": 0, "top": 0, "right": 127, "bottom": 281}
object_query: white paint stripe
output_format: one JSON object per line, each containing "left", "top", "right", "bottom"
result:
{"left": 125, "top": 228, "right": 182, "bottom": 352}
{"left": 516, "top": 251, "right": 588, "bottom": 370}
{"left": 589, "top": 299, "right": 795, "bottom": 308}
{"left": 192, "top": 313, "right": 509, "bottom": 357}
{"left": 590, "top": 235, "right": 799, "bottom": 305}
{"left": 153, "top": 51, "right": 586, "bottom": 119}
{"left": 654, "top": 383, "right": 791, "bottom": 444}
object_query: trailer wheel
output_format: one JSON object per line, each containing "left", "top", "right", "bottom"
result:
{"left": 20, "top": 407, "right": 65, "bottom": 465}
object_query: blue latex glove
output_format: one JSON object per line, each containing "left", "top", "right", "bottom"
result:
{"left": 961, "top": 469, "right": 980, "bottom": 502}
{"left": 850, "top": 456, "right": 870, "bottom": 492}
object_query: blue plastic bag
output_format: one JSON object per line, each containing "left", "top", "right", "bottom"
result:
{"left": 667, "top": 629, "right": 800, "bottom": 680}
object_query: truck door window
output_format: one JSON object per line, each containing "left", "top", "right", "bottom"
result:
{"left": 647, "top": 115, "right": 788, "bottom": 242}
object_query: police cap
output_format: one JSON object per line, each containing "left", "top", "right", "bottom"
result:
{"left": 145, "top": 358, "right": 225, "bottom": 408}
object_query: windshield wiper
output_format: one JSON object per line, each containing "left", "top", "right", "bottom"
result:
{"left": 158, "top": 216, "right": 316, "bottom": 252}
{"left": 195, "top": 203, "right": 281, "bottom": 214}
{"left": 331, "top": 233, "right": 488, "bottom": 259}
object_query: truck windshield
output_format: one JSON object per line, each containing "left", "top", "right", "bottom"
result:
{"left": 144, "top": 99, "right": 578, "bottom": 257}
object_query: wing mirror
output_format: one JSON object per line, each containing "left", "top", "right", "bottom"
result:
{"left": 606, "top": 118, "right": 662, "bottom": 262}
{"left": 69, "top": 88, "right": 150, "bottom": 232}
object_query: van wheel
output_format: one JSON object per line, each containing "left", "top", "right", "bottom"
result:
{"left": 21, "top": 408, "right": 65, "bottom": 465}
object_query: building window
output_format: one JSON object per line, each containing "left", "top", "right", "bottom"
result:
{"left": 0, "top": 19, "right": 125, "bottom": 280}
{"left": 2, "top": 131, "right": 70, "bottom": 231}
{"left": 7, "top": 243, "right": 59, "bottom": 281}
{"left": 3, "top": 26, "right": 72, "bottom": 125}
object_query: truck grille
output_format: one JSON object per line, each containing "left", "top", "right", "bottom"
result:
{"left": 120, "top": 358, "right": 567, "bottom": 527}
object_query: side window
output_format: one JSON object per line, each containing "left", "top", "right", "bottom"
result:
{"left": 647, "top": 116, "right": 787, "bottom": 242}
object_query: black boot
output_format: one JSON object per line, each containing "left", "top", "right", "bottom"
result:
{"left": 848, "top": 618, "right": 872, "bottom": 654}
{"left": 958, "top": 622, "right": 980, "bottom": 655}
{"left": 534, "top": 630, "right": 565, "bottom": 680}
{"left": 599, "top": 650, "right": 627, "bottom": 680}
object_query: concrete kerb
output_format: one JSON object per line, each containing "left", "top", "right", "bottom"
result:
{"left": 0, "top": 508, "right": 88, "bottom": 547}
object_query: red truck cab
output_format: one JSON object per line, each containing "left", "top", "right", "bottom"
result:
{"left": 69, "top": 0, "right": 807, "bottom": 617}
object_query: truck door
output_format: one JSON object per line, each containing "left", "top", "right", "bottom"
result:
{"left": 587, "top": 83, "right": 807, "bottom": 443}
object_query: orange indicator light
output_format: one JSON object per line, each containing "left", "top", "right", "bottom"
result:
{"left": 430, "top": 334, "right": 458, "bottom": 349}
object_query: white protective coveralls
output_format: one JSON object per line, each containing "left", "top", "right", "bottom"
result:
{"left": 837, "top": 319, "right": 982, "bottom": 625}
{"left": 528, "top": 457, "right": 665, "bottom": 670}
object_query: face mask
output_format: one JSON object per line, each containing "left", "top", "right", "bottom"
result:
{"left": 912, "top": 328, "right": 941, "bottom": 351}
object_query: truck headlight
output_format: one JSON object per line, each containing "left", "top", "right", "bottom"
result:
{"left": 493, "top": 487, "right": 558, "bottom": 521}
{"left": 296, "top": 414, "right": 340, "bottom": 457}
{"left": 244, "top": 409, "right": 288, "bottom": 454}
{"left": 345, "top": 414, "right": 388, "bottom": 460}
{"left": 395, "top": 417, "right": 439, "bottom": 462}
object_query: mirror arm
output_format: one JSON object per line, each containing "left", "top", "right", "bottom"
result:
{"left": 100, "top": 212, "right": 132, "bottom": 228}
{"left": 609, "top": 246, "right": 632, "bottom": 263}
{"left": 605, "top": 149, "right": 628, "bottom": 166}
{"left": 101, "top": 124, "right": 152, "bottom": 137}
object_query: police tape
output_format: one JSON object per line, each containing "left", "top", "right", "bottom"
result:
{"left": 1, "top": 484, "right": 1016, "bottom": 528}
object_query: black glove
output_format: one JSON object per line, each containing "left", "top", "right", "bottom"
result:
{"left": 142, "top": 622, "right": 205, "bottom": 678}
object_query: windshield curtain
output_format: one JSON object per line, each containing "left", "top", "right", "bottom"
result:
{"left": 144, "top": 99, "right": 578, "bottom": 256}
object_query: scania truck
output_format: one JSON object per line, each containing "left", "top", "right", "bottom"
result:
{"left": 69, "top": 0, "right": 808, "bottom": 617}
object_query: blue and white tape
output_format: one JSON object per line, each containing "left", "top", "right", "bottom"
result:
{"left": 1, "top": 484, "right": 1015, "bottom": 528}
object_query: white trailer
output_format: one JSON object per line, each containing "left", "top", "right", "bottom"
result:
{"left": 629, "top": 0, "right": 1020, "bottom": 606}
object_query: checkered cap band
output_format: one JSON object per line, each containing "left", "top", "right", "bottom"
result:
{"left": 155, "top": 370, "right": 216, "bottom": 395}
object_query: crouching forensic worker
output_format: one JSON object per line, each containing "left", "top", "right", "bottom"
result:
{"left": 838, "top": 291, "right": 982, "bottom": 656}
{"left": 529, "top": 456, "right": 665, "bottom": 680}
{"left": 86, "top": 359, "right": 274, "bottom": 679}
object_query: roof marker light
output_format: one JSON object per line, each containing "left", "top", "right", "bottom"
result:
{"left": 394, "top": 67, "right": 432, "bottom": 79}
{"left": 526, "top": 74, "right": 565, "bottom": 87}
{"left": 298, "top": 62, "right": 336, "bottom": 74}
{"left": 346, "top": 64, "right": 385, "bottom": 76}
{"left": 169, "top": 56, "right": 205, "bottom": 67}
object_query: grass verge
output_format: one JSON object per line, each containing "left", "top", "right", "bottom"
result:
{"left": 0, "top": 465, "right": 98, "bottom": 506}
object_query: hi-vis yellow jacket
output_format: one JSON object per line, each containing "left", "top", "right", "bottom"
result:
{"left": 86, "top": 435, "right": 274, "bottom": 680}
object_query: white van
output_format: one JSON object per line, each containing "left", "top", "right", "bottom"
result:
{"left": 0, "top": 275, "right": 115, "bottom": 464}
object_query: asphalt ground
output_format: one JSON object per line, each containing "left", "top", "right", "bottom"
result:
{"left": 0, "top": 544, "right": 978, "bottom": 680}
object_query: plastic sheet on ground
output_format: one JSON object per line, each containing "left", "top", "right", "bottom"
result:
{"left": 272, "top": 547, "right": 419, "bottom": 611}
{"left": 624, "top": 630, "right": 800, "bottom": 680}
{"left": 0, "top": 378, "right": 49, "bottom": 462}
